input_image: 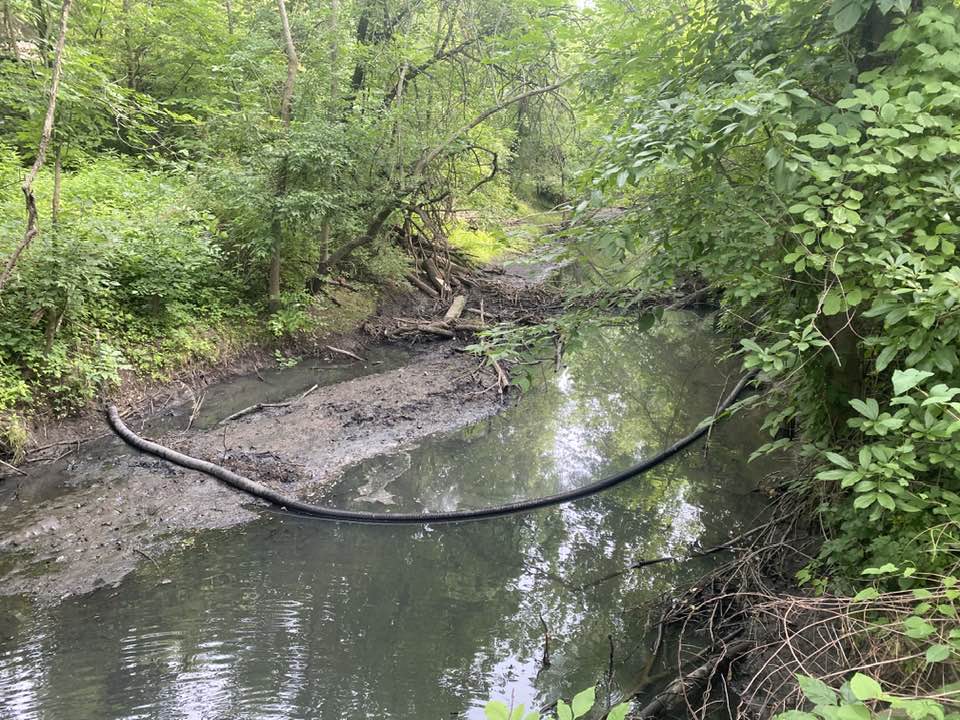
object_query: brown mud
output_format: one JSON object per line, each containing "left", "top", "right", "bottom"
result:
{"left": 0, "top": 252, "right": 557, "bottom": 606}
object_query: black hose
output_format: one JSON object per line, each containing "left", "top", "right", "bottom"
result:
{"left": 106, "top": 372, "right": 755, "bottom": 524}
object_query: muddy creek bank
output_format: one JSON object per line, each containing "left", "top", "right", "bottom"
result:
{"left": 0, "top": 344, "right": 505, "bottom": 603}
{"left": 0, "top": 311, "right": 772, "bottom": 719}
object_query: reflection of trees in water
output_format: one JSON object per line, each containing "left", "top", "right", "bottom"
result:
{"left": 0, "top": 313, "right": 768, "bottom": 719}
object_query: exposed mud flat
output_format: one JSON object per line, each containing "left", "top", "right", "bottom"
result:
{"left": 0, "top": 345, "right": 506, "bottom": 604}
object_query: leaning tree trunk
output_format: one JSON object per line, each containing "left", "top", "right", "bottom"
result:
{"left": 0, "top": 0, "right": 72, "bottom": 293}
{"left": 269, "top": 0, "right": 299, "bottom": 312}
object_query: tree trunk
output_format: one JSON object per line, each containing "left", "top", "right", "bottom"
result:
{"left": 315, "top": 0, "right": 338, "bottom": 271}
{"left": 269, "top": 0, "right": 298, "bottom": 312}
{"left": 121, "top": 0, "right": 137, "bottom": 89}
{"left": 224, "top": 0, "right": 234, "bottom": 35}
{"left": 51, "top": 143, "right": 62, "bottom": 225}
{"left": 2, "top": 0, "right": 19, "bottom": 59}
{"left": 277, "top": 0, "right": 297, "bottom": 127}
{"left": 314, "top": 79, "right": 567, "bottom": 276}
{"left": 0, "top": 0, "right": 72, "bottom": 293}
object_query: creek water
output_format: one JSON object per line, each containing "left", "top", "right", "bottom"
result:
{"left": 0, "top": 311, "right": 770, "bottom": 720}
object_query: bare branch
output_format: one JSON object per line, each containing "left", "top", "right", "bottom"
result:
{"left": 413, "top": 78, "right": 568, "bottom": 177}
{"left": 0, "top": 0, "right": 72, "bottom": 293}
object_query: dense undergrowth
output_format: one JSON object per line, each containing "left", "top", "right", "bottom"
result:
{"left": 0, "top": 0, "right": 571, "bottom": 458}
{"left": 544, "top": 0, "right": 960, "bottom": 713}
{"left": 5, "top": 0, "right": 960, "bottom": 713}
{"left": 0, "top": 149, "right": 391, "bottom": 458}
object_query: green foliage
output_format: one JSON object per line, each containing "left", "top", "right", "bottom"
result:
{"left": 0, "top": 0, "right": 575, "bottom": 435}
{"left": 483, "top": 686, "right": 630, "bottom": 720}
{"left": 778, "top": 670, "right": 958, "bottom": 720}
{"left": 575, "top": 0, "right": 960, "bottom": 578}
{"left": 449, "top": 222, "right": 529, "bottom": 263}
{"left": 0, "top": 154, "right": 237, "bottom": 412}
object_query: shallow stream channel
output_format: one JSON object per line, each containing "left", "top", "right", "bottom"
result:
{"left": 0, "top": 311, "right": 771, "bottom": 719}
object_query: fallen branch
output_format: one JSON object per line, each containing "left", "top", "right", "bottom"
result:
{"left": 0, "top": 457, "right": 27, "bottom": 476}
{"left": 444, "top": 294, "right": 467, "bottom": 321}
{"left": 186, "top": 391, "right": 205, "bottom": 431}
{"left": 406, "top": 273, "right": 439, "bottom": 297}
{"left": 577, "top": 515, "right": 789, "bottom": 590}
{"left": 325, "top": 345, "right": 364, "bottom": 362}
{"left": 634, "top": 640, "right": 751, "bottom": 719}
{"left": 490, "top": 358, "right": 509, "bottom": 395}
{"left": 134, "top": 547, "right": 161, "bottom": 571}
{"left": 219, "top": 401, "right": 292, "bottom": 424}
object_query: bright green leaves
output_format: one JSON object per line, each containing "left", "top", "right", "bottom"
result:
{"left": 798, "top": 675, "right": 839, "bottom": 706}
{"left": 570, "top": 687, "right": 594, "bottom": 718}
{"left": 484, "top": 701, "right": 539, "bottom": 720}
{"left": 892, "top": 369, "right": 934, "bottom": 396}
{"left": 555, "top": 686, "right": 621, "bottom": 720}
{"left": 903, "top": 615, "right": 937, "bottom": 640}
{"left": 782, "top": 671, "right": 954, "bottom": 720}
{"left": 486, "top": 688, "right": 626, "bottom": 720}
{"left": 822, "top": 290, "right": 844, "bottom": 316}
{"left": 849, "top": 674, "right": 883, "bottom": 702}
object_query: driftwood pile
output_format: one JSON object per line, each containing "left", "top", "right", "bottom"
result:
{"left": 387, "top": 293, "right": 490, "bottom": 339}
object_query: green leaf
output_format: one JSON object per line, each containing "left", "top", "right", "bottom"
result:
{"left": 556, "top": 701, "right": 573, "bottom": 720}
{"left": 876, "top": 344, "right": 899, "bottom": 372}
{"left": 877, "top": 493, "right": 895, "bottom": 510}
{"left": 903, "top": 615, "right": 936, "bottom": 640}
{"left": 892, "top": 368, "right": 934, "bottom": 396}
{"left": 826, "top": 452, "right": 854, "bottom": 469}
{"left": 774, "top": 713, "right": 818, "bottom": 720}
{"left": 607, "top": 703, "right": 631, "bottom": 720}
{"left": 926, "top": 644, "right": 952, "bottom": 663}
{"left": 571, "top": 687, "right": 595, "bottom": 718}
{"left": 850, "top": 673, "right": 883, "bottom": 701}
{"left": 832, "top": 0, "right": 864, "bottom": 33}
{"left": 822, "top": 291, "right": 844, "bottom": 316}
{"left": 850, "top": 398, "right": 879, "bottom": 420}
{"left": 485, "top": 701, "right": 510, "bottom": 720}
{"left": 797, "top": 675, "right": 838, "bottom": 706}
{"left": 853, "top": 587, "right": 879, "bottom": 601}
{"left": 837, "top": 704, "right": 871, "bottom": 720}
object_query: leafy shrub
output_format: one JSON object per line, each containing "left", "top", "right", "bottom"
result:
{"left": 578, "top": 1, "right": 960, "bottom": 578}
{"left": 484, "top": 686, "right": 630, "bottom": 720}
{"left": 0, "top": 155, "right": 243, "bottom": 413}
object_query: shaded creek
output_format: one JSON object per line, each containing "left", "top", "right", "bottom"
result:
{"left": 0, "top": 312, "right": 769, "bottom": 719}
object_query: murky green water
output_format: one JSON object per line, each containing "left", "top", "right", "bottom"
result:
{"left": 0, "top": 312, "right": 769, "bottom": 719}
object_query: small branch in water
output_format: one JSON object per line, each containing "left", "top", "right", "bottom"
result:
{"left": 219, "top": 401, "right": 292, "bottom": 424}
{"left": 633, "top": 639, "right": 750, "bottom": 719}
{"left": 325, "top": 345, "right": 364, "bottom": 362}
{"left": 134, "top": 547, "right": 160, "bottom": 571}
{"left": 490, "top": 358, "right": 509, "bottom": 395}
{"left": 577, "top": 516, "right": 788, "bottom": 591}
{"left": 538, "top": 611, "right": 551, "bottom": 672}
{"left": 606, "top": 634, "right": 616, "bottom": 710}
{"left": 186, "top": 391, "right": 206, "bottom": 431}
{"left": 219, "top": 383, "right": 317, "bottom": 425}
{"left": 0, "top": 457, "right": 27, "bottom": 476}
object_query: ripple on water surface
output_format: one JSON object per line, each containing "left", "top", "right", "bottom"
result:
{"left": 0, "top": 312, "right": 773, "bottom": 720}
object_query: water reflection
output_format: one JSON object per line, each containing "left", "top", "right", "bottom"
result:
{"left": 0, "top": 312, "right": 768, "bottom": 720}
